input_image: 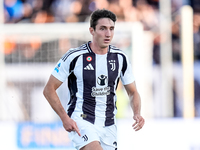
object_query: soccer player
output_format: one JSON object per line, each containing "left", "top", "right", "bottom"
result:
{"left": 43, "top": 9, "right": 145, "bottom": 150}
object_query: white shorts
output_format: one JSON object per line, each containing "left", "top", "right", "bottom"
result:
{"left": 68, "top": 119, "right": 117, "bottom": 150}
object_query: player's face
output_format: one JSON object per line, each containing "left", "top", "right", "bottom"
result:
{"left": 90, "top": 18, "right": 115, "bottom": 49}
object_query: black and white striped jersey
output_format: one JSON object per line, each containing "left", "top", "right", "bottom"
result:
{"left": 52, "top": 41, "right": 135, "bottom": 126}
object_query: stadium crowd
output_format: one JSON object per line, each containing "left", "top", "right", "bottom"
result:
{"left": 3, "top": 0, "right": 200, "bottom": 61}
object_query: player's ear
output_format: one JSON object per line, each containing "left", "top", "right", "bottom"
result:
{"left": 89, "top": 27, "right": 94, "bottom": 35}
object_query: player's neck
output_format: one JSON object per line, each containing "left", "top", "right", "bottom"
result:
{"left": 89, "top": 42, "right": 108, "bottom": 55}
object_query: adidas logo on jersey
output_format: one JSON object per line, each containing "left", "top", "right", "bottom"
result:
{"left": 84, "top": 63, "right": 94, "bottom": 70}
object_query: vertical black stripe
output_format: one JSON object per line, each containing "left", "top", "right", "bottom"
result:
{"left": 105, "top": 53, "right": 119, "bottom": 126}
{"left": 121, "top": 54, "right": 127, "bottom": 76}
{"left": 67, "top": 56, "right": 79, "bottom": 117}
{"left": 67, "top": 72, "right": 77, "bottom": 117}
{"left": 82, "top": 53, "right": 96, "bottom": 124}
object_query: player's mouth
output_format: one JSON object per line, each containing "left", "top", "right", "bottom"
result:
{"left": 104, "top": 39, "right": 110, "bottom": 43}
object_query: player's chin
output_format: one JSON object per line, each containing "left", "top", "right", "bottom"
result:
{"left": 102, "top": 42, "right": 110, "bottom": 48}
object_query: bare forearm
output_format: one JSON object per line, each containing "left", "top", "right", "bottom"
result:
{"left": 130, "top": 92, "right": 141, "bottom": 115}
{"left": 43, "top": 75, "right": 81, "bottom": 135}
{"left": 124, "top": 82, "right": 144, "bottom": 131}
{"left": 131, "top": 93, "right": 145, "bottom": 131}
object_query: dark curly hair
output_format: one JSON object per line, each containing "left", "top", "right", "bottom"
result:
{"left": 90, "top": 9, "right": 117, "bottom": 30}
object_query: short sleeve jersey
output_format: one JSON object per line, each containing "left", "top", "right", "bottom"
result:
{"left": 52, "top": 42, "right": 135, "bottom": 126}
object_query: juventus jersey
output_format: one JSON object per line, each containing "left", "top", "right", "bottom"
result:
{"left": 52, "top": 41, "right": 135, "bottom": 126}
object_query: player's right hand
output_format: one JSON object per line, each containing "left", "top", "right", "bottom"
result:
{"left": 62, "top": 117, "right": 81, "bottom": 136}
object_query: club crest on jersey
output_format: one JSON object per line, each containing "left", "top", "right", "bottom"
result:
{"left": 109, "top": 60, "right": 116, "bottom": 71}
{"left": 54, "top": 63, "right": 61, "bottom": 73}
{"left": 86, "top": 56, "right": 92, "bottom": 62}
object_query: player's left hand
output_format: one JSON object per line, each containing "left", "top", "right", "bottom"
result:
{"left": 132, "top": 114, "right": 145, "bottom": 131}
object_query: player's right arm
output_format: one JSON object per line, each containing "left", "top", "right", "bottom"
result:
{"left": 43, "top": 75, "right": 81, "bottom": 136}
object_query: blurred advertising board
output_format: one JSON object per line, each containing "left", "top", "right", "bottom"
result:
{"left": 0, "top": 119, "right": 200, "bottom": 150}
{"left": 17, "top": 122, "right": 75, "bottom": 149}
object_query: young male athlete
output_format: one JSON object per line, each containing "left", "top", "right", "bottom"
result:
{"left": 43, "top": 9, "right": 145, "bottom": 150}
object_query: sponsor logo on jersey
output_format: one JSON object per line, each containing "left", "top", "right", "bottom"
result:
{"left": 54, "top": 63, "right": 61, "bottom": 73}
{"left": 109, "top": 60, "right": 116, "bottom": 71}
{"left": 91, "top": 75, "right": 110, "bottom": 97}
{"left": 97, "top": 75, "right": 107, "bottom": 86}
{"left": 84, "top": 63, "right": 94, "bottom": 70}
{"left": 86, "top": 56, "right": 92, "bottom": 62}
{"left": 91, "top": 86, "right": 110, "bottom": 97}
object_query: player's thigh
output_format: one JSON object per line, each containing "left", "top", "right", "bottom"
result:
{"left": 80, "top": 141, "right": 103, "bottom": 150}
{"left": 100, "top": 124, "right": 118, "bottom": 150}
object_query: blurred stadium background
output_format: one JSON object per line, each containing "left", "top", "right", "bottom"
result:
{"left": 0, "top": 0, "right": 200, "bottom": 150}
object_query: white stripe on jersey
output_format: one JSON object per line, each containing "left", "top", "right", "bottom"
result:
{"left": 94, "top": 54, "right": 108, "bottom": 126}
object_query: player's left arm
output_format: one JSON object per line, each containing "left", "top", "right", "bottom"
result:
{"left": 124, "top": 81, "right": 145, "bottom": 131}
